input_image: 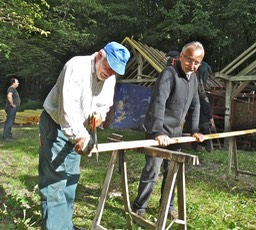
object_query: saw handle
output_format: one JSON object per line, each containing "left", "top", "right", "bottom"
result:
{"left": 91, "top": 112, "right": 102, "bottom": 129}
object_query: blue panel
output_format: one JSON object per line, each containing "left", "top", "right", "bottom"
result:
{"left": 112, "top": 83, "right": 152, "bottom": 130}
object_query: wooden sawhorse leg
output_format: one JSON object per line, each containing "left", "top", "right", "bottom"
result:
{"left": 120, "top": 151, "right": 187, "bottom": 230}
{"left": 90, "top": 150, "right": 119, "bottom": 230}
{"left": 156, "top": 161, "right": 187, "bottom": 230}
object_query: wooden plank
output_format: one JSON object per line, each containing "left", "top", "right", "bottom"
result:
{"left": 230, "top": 75, "right": 256, "bottom": 81}
{"left": 142, "top": 147, "right": 199, "bottom": 165}
{"left": 118, "top": 78, "right": 156, "bottom": 83}
{"left": 89, "top": 129, "right": 256, "bottom": 154}
{"left": 219, "top": 42, "right": 256, "bottom": 74}
{"left": 236, "top": 170, "right": 256, "bottom": 177}
{"left": 130, "top": 212, "right": 155, "bottom": 229}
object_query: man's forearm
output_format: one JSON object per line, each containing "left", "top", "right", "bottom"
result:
{"left": 7, "top": 94, "right": 15, "bottom": 107}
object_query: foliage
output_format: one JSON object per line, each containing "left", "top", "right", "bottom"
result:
{"left": 0, "top": 0, "right": 255, "bottom": 101}
{"left": 0, "top": 126, "right": 255, "bottom": 229}
{"left": 0, "top": 0, "right": 50, "bottom": 35}
{"left": 18, "top": 99, "right": 43, "bottom": 111}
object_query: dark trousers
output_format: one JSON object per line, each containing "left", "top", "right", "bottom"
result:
{"left": 132, "top": 132, "right": 181, "bottom": 213}
{"left": 39, "top": 110, "right": 81, "bottom": 230}
{"left": 192, "top": 122, "right": 211, "bottom": 151}
{"left": 3, "top": 106, "right": 17, "bottom": 139}
{"left": 132, "top": 155, "right": 176, "bottom": 213}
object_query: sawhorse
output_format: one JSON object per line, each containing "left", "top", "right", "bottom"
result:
{"left": 228, "top": 137, "right": 256, "bottom": 177}
{"left": 90, "top": 146, "right": 199, "bottom": 230}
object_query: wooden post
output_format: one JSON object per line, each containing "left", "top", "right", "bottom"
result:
{"left": 224, "top": 80, "right": 232, "bottom": 147}
{"left": 233, "top": 138, "right": 239, "bottom": 178}
{"left": 227, "top": 137, "right": 234, "bottom": 175}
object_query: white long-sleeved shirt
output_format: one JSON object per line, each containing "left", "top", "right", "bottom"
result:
{"left": 43, "top": 53, "right": 116, "bottom": 141}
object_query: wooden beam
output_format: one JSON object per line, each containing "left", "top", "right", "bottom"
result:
{"left": 230, "top": 75, "right": 256, "bottom": 81}
{"left": 231, "top": 81, "right": 251, "bottom": 99}
{"left": 143, "top": 147, "right": 199, "bottom": 165}
{"left": 214, "top": 72, "right": 230, "bottom": 81}
{"left": 122, "top": 37, "right": 163, "bottom": 73}
{"left": 89, "top": 129, "right": 256, "bottom": 154}
{"left": 219, "top": 42, "right": 256, "bottom": 74}
{"left": 117, "top": 78, "right": 156, "bottom": 83}
{"left": 215, "top": 62, "right": 256, "bottom": 81}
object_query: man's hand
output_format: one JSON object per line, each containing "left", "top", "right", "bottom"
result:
{"left": 155, "top": 134, "right": 172, "bottom": 146}
{"left": 74, "top": 137, "right": 87, "bottom": 155}
{"left": 210, "top": 118, "right": 215, "bottom": 128}
{"left": 192, "top": 133, "right": 205, "bottom": 142}
{"left": 74, "top": 136, "right": 93, "bottom": 155}
{"left": 7, "top": 93, "right": 15, "bottom": 107}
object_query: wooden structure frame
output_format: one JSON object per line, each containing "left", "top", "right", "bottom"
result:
{"left": 119, "top": 37, "right": 224, "bottom": 90}
{"left": 214, "top": 42, "right": 256, "bottom": 132}
{"left": 119, "top": 38, "right": 256, "bottom": 133}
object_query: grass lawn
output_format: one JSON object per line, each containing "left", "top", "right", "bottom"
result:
{"left": 0, "top": 124, "right": 255, "bottom": 229}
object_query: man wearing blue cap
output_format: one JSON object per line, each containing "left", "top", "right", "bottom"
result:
{"left": 38, "top": 41, "right": 130, "bottom": 230}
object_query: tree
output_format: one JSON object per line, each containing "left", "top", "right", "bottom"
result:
{"left": 0, "top": 0, "right": 50, "bottom": 57}
{"left": 0, "top": 0, "right": 255, "bottom": 104}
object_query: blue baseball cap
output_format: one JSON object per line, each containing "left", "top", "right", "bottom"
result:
{"left": 103, "top": 41, "right": 130, "bottom": 75}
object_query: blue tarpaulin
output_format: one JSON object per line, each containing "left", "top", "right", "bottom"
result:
{"left": 112, "top": 83, "right": 152, "bottom": 130}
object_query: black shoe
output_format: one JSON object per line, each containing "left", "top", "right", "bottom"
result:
{"left": 206, "top": 148, "right": 211, "bottom": 152}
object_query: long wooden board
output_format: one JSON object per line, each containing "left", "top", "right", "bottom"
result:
{"left": 89, "top": 128, "right": 256, "bottom": 154}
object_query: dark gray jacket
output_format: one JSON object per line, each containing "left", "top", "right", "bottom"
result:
{"left": 144, "top": 62, "right": 200, "bottom": 138}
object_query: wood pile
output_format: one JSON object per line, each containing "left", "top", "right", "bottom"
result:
{"left": 0, "top": 109, "right": 42, "bottom": 125}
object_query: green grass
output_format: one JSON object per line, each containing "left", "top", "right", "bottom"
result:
{"left": 0, "top": 125, "right": 255, "bottom": 229}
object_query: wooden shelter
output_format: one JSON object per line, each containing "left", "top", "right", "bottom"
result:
{"left": 214, "top": 43, "right": 256, "bottom": 131}
{"left": 115, "top": 37, "right": 256, "bottom": 145}
{"left": 115, "top": 37, "right": 223, "bottom": 129}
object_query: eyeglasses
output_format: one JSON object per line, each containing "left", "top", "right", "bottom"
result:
{"left": 182, "top": 53, "right": 201, "bottom": 66}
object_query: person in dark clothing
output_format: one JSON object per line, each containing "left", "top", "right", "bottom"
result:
{"left": 132, "top": 41, "right": 205, "bottom": 219}
{"left": 197, "top": 61, "right": 212, "bottom": 87}
{"left": 192, "top": 97, "right": 215, "bottom": 152}
{"left": 3, "top": 78, "right": 21, "bottom": 141}
{"left": 166, "top": 50, "right": 180, "bottom": 66}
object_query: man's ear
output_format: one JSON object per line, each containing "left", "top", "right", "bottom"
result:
{"left": 96, "top": 49, "right": 104, "bottom": 60}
